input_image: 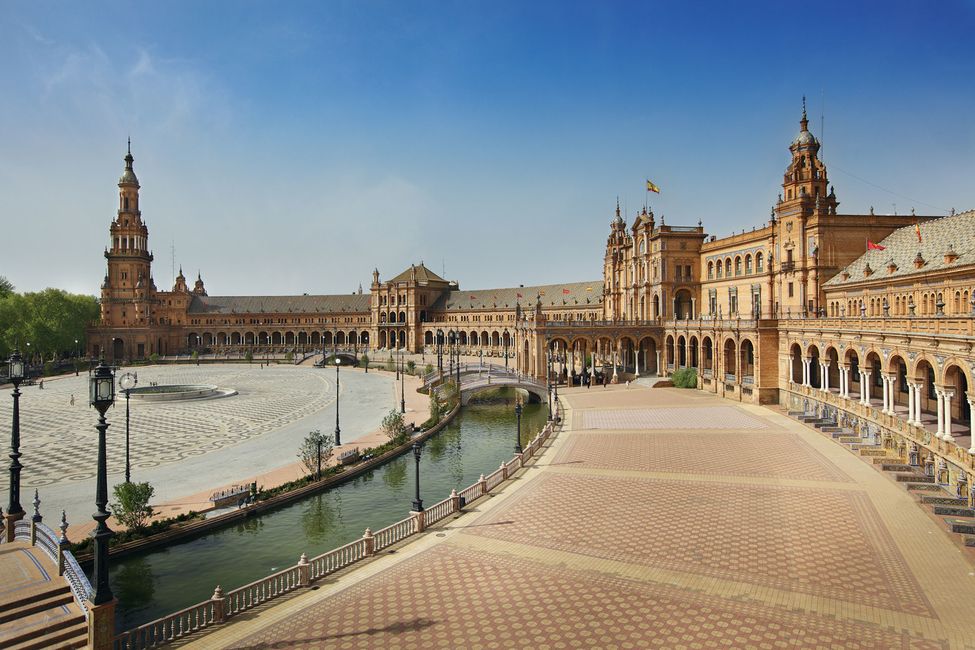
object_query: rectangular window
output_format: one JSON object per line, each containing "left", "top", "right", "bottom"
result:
{"left": 788, "top": 283, "right": 794, "bottom": 298}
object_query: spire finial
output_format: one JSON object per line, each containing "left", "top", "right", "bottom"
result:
{"left": 802, "top": 95, "right": 807, "bottom": 119}
{"left": 127, "top": 136, "right": 131, "bottom": 155}
{"left": 615, "top": 196, "right": 620, "bottom": 218}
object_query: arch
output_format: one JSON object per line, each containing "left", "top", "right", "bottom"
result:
{"left": 863, "top": 350, "right": 882, "bottom": 403}
{"left": 112, "top": 337, "right": 125, "bottom": 362}
{"left": 399, "top": 311, "right": 406, "bottom": 323}
{"left": 740, "top": 339, "right": 755, "bottom": 381}
{"left": 272, "top": 332, "right": 283, "bottom": 346}
{"left": 480, "top": 330, "right": 490, "bottom": 346}
{"left": 258, "top": 331, "right": 269, "bottom": 346}
{"left": 231, "top": 332, "right": 242, "bottom": 345}
{"left": 913, "top": 357, "right": 937, "bottom": 426}
{"left": 245, "top": 332, "right": 255, "bottom": 346}
{"left": 638, "top": 336, "right": 658, "bottom": 375}
{"left": 677, "top": 335, "right": 687, "bottom": 368}
{"left": 734, "top": 255, "right": 742, "bottom": 276}
{"left": 323, "top": 331, "right": 333, "bottom": 346}
{"left": 379, "top": 331, "right": 387, "bottom": 348}
{"left": 360, "top": 331, "right": 369, "bottom": 346}
{"left": 790, "top": 343, "right": 803, "bottom": 383}
{"left": 424, "top": 331, "right": 434, "bottom": 345}
{"left": 398, "top": 330, "right": 406, "bottom": 348}
{"left": 335, "top": 331, "right": 346, "bottom": 345}
{"left": 723, "top": 338, "right": 737, "bottom": 379}
{"left": 310, "top": 331, "right": 321, "bottom": 346}
{"left": 689, "top": 335, "right": 699, "bottom": 369}
{"left": 674, "top": 289, "right": 693, "bottom": 319}
{"left": 297, "top": 332, "right": 307, "bottom": 346}
{"left": 284, "top": 332, "right": 294, "bottom": 345}
{"left": 744, "top": 254, "right": 752, "bottom": 274}
{"left": 824, "top": 346, "right": 840, "bottom": 392}
{"left": 491, "top": 331, "right": 500, "bottom": 347}
{"left": 888, "top": 353, "right": 908, "bottom": 413}
{"left": 943, "top": 362, "right": 972, "bottom": 438}
{"left": 702, "top": 336, "right": 714, "bottom": 376}
{"left": 756, "top": 252, "right": 764, "bottom": 273}
{"left": 807, "top": 344, "right": 821, "bottom": 389}
{"left": 724, "top": 258, "right": 732, "bottom": 277}
{"left": 380, "top": 312, "right": 387, "bottom": 324}
{"left": 653, "top": 294, "right": 660, "bottom": 319}
{"left": 665, "top": 335, "right": 675, "bottom": 369}
{"left": 202, "top": 333, "right": 213, "bottom": 347}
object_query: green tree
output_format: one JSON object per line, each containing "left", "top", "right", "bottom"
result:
{"left": 0, "top": 288, "right": 98, "bottom": 360}
{"left": 671, "top": 367, "right": 698, "bottom": 388}
{"left": 0, "top": 276, "right": 13, "bottom": 298}
{"left": 245, "top": 350, "right": 253, "bottom": 363}
{"left": 424, "top": 363, "right": 433, "bottom": 376}
{"left": 285, "top": 350, "right": 294, "bottom": 362}
{"left": 298, "top": 429, "right": 334, "bottom": 478}
{"left": 359, "top": 353, "right": 369, "bottom": 372}
{"left": 111, "top": 481, "right": 156, "bottom": 530}
{"left": 385, "top": 355, "right": 395, "bottom": 372}
{"left": 381, "top": 409, "right": 407, "bottom": 441}
{"left": 406, "top": 360, "right": 416, "bottom": 375}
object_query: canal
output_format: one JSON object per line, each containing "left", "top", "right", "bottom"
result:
{"left": 106, "top": 391, "right": 548, "bottom": 631}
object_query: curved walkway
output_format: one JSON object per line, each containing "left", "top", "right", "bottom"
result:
{"left": 187, "top": 384, "right": 975, "bottom": 649}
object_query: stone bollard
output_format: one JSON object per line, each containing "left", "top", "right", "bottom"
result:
{"left": 297, "top": 553, "right": 311, "bottom": 587}
{"left": 87, "top": 597, "right": 117, "bottom": 650}
{"left": 411, "top": 510, "right": 425, "bottom": 533}
{"left": 450, "top": 489, "right": 461, "bottom": 513}
{"left": 211, "top": 585, "right": 226, "bottom": 624}
{"left": 478, "top": 473, "right": 487, "bottom": 496}
{"left": 500, "top": 461, "right": 508, "bottom": 481}
{"left": 57, "top": 510, "right": 69, "bottom": 576}
{"left": 30, "top": 490, "right": 41, "bottom": 545}
{"left": 363, "top": 528, "right": 375, "bottom": 556}
{"left": 515, "top": 452, "right": 524, "bottom": 468}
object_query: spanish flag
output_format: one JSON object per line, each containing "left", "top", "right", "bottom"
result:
{"left": 915, "top": 222, "right": 922, "bottom": 243}
{"left": 562, "top": 288, "right": 570, "bottom": 295}
{"left": 646, "top": 179, "right": 661, "bottom": 193}
{"left": 867, "top": 240, "right": 885, "bottom": 251}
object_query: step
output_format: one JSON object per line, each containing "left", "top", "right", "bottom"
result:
{"left": 0, "top": 589, "right": 73, "bottom": 625}
{"left": 820, "top": 426, "right": 844, "bottom": 433}
{"left": 859, "top": 448, "right": 888, "bottom": 457}
{"left": 4, "top": 621, "right": 86, "bottom": 650}
{"left": 881, "top": 464, "right": 915, "bottom": 473}
{"left": 905, "top": 483, "right": 943, "bottom": 492}
{"left": 830, "top": 431, "right": 855, "bottom": 439}
{"left": 920, "top": 495, "right": 969, "bottom": 507}
{"left": 800, "top": 416, "right": 825, "bottom": 423}
{"left": 787, "top": 411, "right": 808, "bottom": 417}
{"left": 933, "top": 506, "right": 975, "bottom": 518}
{"left": 895, "top": 473, "right": 934, "bottom": 483}
{"left": 946, "top": 518, "right": 975, "bottom": 535}
{"left": 837, "top": 437, "right": 862, "bottom": 445}
{"left": 965, "top": 536, "right": 975, "bottom": 548}
{"left": 0, "top": 611, "right": 85, "bottom": 649}
{"left": 0, "top": 583, "right": 70, "bottom": 614}
{"left": 872, "top": 456, "right": 902, "bottom": 465}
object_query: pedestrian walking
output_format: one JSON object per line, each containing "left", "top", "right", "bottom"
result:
{"left": 70, "top": 394, "right": 75, "bottom": 406}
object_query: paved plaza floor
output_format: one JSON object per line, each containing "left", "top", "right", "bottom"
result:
{"left": 188, "top": 384, "right": 975, "bottom": 649}
{"left": 0, "top": 364, "right": 397, "bottom": 535}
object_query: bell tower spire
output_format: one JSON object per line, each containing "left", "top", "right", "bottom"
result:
{"left": 776, "top": 98, "right": 835, "bottom": 219}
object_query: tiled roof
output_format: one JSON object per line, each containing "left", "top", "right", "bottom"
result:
{"left": 431, "top": 281, "right": 604, "bottom": 311}
{"left": 188, "top": 294, "right": 370, "bottom": 314}
{"left": 825, "top": 210, "right": 975, "bottom": 287}
{"left": 387, "top": 263, "right": 449, "bottom": 284}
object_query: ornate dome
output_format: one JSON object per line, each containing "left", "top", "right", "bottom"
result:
{"left": 792, "top": 129, "right": 817, "bottom": 147}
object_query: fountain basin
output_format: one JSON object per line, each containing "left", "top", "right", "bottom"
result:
{"left": 127, "top": 384, "right": 237, "bottom": 402}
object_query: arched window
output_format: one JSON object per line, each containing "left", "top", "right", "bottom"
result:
{"left": 724, "top": 259, "right": 732, "bottom": 276}
{"left": 756, "top": 252, "right": 764, "bottom": 273}
{"left": 734, "top": 257, "right": 742, "bottom": 276}
{"left": 707, "top": 261, "right": 714, "bottom": 279}
{"left": 745, "top": 255, "right": 752, "bottom": 274}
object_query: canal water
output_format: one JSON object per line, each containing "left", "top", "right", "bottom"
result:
{"left": 106, "top": 391, "right": 548, "bottom": 631}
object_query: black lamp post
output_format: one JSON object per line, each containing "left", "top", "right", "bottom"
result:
{"left": 546, "top": 337, "right": 553, "bottom": 421}
{"left": 334, "top": 357, "right": 341, "bottom": 446}
{"left": 453, "top": 330, "right": 460, "bottom": 385}
{"left": 504, "top": 329, "right": 509, "bottom": 371}
{"left": 395, "top": 347, "right": 400, "bottom": 380}
{"left": 74, "top": 339, "right": 80, "bottom": 375}
{"left": 5, "top": 350, "right": 26, "bottom": 539}
{"left": 400, "top": 355, "right": 406, "bottom": 414}
{"left": 447, "top": 331, "right": 454, "bottom": 380}
{"left": 411, "top": 442, "right": 423, "bottom": 512}
{"left": 436, "top": 330, "right": 443, "bottom": 377}
{"left": 322, "top": 331, "right": 327, "bottom": 367}
{"left": 118, "top": 372, "right": 137, "bottom": 483}
{"left": 514, "top": 400, "right": 523, "bottom": 454}
{"left": 88, "top": 360, "right": 116, "bottom": 605}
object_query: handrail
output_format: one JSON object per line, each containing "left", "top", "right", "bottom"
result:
{"left": 309, "top": 539, "right": 366, "bottom": 580}
{"left": 113, "top": 600, "right": 217, "bottom": 650}
{"left": 424, "top": 497, "right": 454, "bottom": 527}
{"left": 373, "top": 516, "right": 416, "bottom": 552}
{"left": 63, "top": 551, "right": 93, "bottom": 619}
{"left": 223, "top": 565, "right": 302, "bottom": 617}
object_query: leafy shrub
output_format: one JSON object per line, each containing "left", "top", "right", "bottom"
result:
{"left": 111, "top": 481, "right": 156, "bottom": 530}
{"left": 670, "top": 367, "right": 698, "bottom": 389}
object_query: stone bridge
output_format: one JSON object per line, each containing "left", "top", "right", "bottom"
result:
{"left": 427, "top": 363, "right": 548, "bottom": 406}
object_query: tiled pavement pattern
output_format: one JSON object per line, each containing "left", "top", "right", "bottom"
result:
{"left": 0, "top": 366, "right": 331, "bottom": 487}
{"left": 581, "top": 405, "right": 768, "bottom": 430}
{"left": 553, "top": 430, "right": 853, "bottom": 481}
{"left": 190, "top": 386, "right": 975, "bottom": 650}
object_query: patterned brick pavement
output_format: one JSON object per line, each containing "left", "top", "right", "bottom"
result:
{"left": 581, "top": 405, "right": 768, "bottom": 431}
{"left": 227, "top": 545, "right": 945, "bottom": 650}
{"left": 553, "top": 430, "right": 853, "bottom": 481}
{"left": 188, "top": 386, "right": 975, "bottom": 650}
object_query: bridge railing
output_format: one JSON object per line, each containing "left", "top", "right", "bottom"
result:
{"left": 2, "top": 494, "right": 94, "bottom": 621}
{"left": 113, "top": 399, "right": 563, "bottom": 649}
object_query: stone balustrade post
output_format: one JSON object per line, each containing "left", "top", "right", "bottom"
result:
{"left": 450, "top": 489, "right": 461, "bottom": 513}
{"left": 478, "top": 473, "right": 487, "bottom": 496}
{"left": 500, "top": 461, "right": 508, "bottom": 481}
{"left": 211, "top": 585, "right": 226, "bottom": 624}
{"left": 29, "top": 490, "right": 41, "bottom": 545}
{"left": 297, "top": 553, "right": 310, "bottom": 587}
{"left": 515, "top": 452, "right": 524, "bottom": 468}
{"left": 363, "top": 528, "right": 375, "bottom": 556}
{"left": 57, "top": 510, "right": 69, "bottom": 576}
{"left": 969, "top": 399, "right": 975, "bottom": 455}
{"left": 412, "top": 509, "right": 425, "bottom": 533}
{"left": 87, "top": 598, "right": 117, "bottom": 650}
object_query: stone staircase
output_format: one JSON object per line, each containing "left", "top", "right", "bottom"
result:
{"left": 0, "top": 580, "right": 86, "bottom": 649}
{"left": 785, "top": 409, "right": 975, "bottom": 548}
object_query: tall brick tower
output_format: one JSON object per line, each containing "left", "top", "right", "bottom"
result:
{"left": 99, "top": 142, "right": 156, "bottom": 356}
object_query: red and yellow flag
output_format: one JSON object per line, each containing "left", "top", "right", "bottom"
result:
{"left": 867, "top": 240, "right": 885, "bottom": 251}
{"left": 915, "top": 222, "right": 922, "bottom": 243}
{"left": 646, "top": 179, "right": 661, "bottom": 193}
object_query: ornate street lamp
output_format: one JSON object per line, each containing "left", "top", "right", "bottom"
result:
{"left": 514, "top": 399, "right": 523, "bottom": 454}
{"left": 88, "top": 360, "right": 116, "bottom": 605}
{"left": 118, "top": 372, "right": 138, "bottom": 483}
{"left": 436, "top": 330, "right": 444, "bottom": 377}
{"left": 411, "top": 442, "right": 423, "bottom": 512}
{"left": 334, "top": 357, "right": 342, "bottom": 446}
{"left": 504, "top": 328, "right": 509, "bottom": 371}
{"left": 5, "top": 350, "right": 26, "bottom": 541}
{"left": 447, "top": 331, "right": 455, "bottom": 380}
{"left": 400, "top": 355, "right": 406, "bottom": 414}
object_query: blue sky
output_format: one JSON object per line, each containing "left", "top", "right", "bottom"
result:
{"left": 2, "top": 1, "right": 973, "bottom": 296}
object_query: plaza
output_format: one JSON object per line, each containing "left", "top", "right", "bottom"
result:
{"left": 0, "top": 363, "right": 400, "bottom": 536}
{"left": 185, "top": 384, "right": 975, "bottom": 649}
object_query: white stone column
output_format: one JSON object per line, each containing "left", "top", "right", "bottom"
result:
{"left": 915, "top": 383, "right": 923, "bottom": 427}
{"left": 882, "top": 376, "right": 891, "bottom": 413}
{"left": 635, "top": 349, "right": 640, "bottom": 376}
{"left": 802, "top": 359, "right": 810, "bottom": 386}
{"left": 859, "top": 371, "right": 868, "bottom": 404}
{"left": 907, "top": 383, "right": 916, "bottom": 424}
{"left": 943, "top": 391, "right": 954, "bottom": 441}
{"left": 935, "top": 388, "right": 945, "bottom": 438}
{"left": 838, "top": 367, "right": 845, "bottom": 397}
{"left": 968, "top": 398, "right": 975, "bottom": 454}
{"left": 656, "top": 350, "right": 661, "bottom": 376}
{"left": 788, "top": 357, "right": 794, "bottom": 384}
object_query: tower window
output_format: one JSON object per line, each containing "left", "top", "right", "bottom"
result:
{"left": 788, "top": 282, "right": 794, "bottom": 297}
{"left": 124, "top": 197, "right": 129, "bottom": 211}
